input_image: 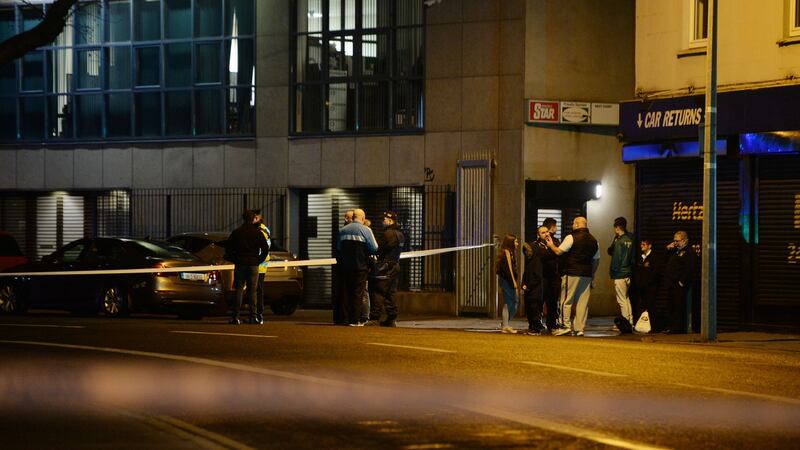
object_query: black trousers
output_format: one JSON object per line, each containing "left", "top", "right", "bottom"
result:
{"left": 369, "top": 265, "right": 400, "bottom": 321}
{"left": 542, "top": 277, "right": 561, "bottom": 329}
{"left": 233, "top": 265, "right": 260, "bottom": 320}
{"left": 634, "top": 284, "right": 658, "bottom": 326}
{"left": 668, "top": 282, "right": 689, "bottom": 333}
{"left": 254, "top": 272, "right": 266, "bottom": 316}
{"left": 339, "top": 269, "right": 368, "bottom": 325}
{"left": 524, "top": 292, "right": 544, "bottom": 330}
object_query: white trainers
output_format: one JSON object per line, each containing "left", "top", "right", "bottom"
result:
{"left": 501, "top": 326, "right": 518, "bottom": 334}
{"left": 573, "top": 330, "right": 585, "bottom": 337}
{"left": 552, "top": 327, "right": 572, "bottom": 336}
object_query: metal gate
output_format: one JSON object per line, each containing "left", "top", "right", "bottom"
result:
{"left": 456, "top": 157, "right": 494, "bottom": 315}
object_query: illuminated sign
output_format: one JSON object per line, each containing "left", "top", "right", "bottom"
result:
{"left": 526, "top": 100, "right": 618, "bottom": 126}
{"left": 527, "top": 101, "right": 560, "bottom": 123}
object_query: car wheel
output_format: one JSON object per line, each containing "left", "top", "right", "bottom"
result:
{"left": 101, "top": 286, "right": 129, "bottom": 317}
{"left": 0, "top": 284, "right": 26, "bottom": 315}
{"left": 269, "top": 297, "right": 299, "bottom": 316}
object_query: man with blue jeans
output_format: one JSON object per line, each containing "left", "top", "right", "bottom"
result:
{"left": 545, "top": 216, "right": 599, "bottom": 337}
{"left": 226, "top": 209, "right": 270, "bottom": 325}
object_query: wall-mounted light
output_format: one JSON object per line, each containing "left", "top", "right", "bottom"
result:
{"left": 594, "top": 183, "right": 603, "bottom": 199}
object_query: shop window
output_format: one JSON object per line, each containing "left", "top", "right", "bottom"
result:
{"left": 791, "top": 0, "right": 800, "bottom": 37}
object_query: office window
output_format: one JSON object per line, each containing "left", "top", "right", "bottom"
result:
{"left": 690, "top": 0, "right": 708, "bottom": 47}
{"left": 0, "top": 0, "right": 255, "bottom": 142}
{"left": 791, "top": 0, "right": 800, "bottom": 37}
{"left": 291, "top": 0, "right": 424, "bottom": 135}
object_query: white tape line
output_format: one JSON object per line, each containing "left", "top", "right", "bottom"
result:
{"left": 0, "top": 243, "right": 494, "bottom": 277}
{"left": 169, "top": 331, "right": 277, "bottom": 338}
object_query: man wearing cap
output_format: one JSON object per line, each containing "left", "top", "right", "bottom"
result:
{"left": 366, "top": 211, "right": 405, "bottom": 327}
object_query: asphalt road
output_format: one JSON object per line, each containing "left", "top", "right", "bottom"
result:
{"left": 1, "top": 311, "right": 799, "bottom": 449}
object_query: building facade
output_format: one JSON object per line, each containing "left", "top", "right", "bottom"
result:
{"left": 621, "top": 0, "right": 800, "bottom": 330}
{"left": 0, "top": 0, "right": 637, "bottom": 316}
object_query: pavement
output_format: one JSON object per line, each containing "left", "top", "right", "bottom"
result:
{"left": 291, "top": 309, "right": 800, "bottom": 353}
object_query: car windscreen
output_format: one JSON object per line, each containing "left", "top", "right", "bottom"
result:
{"left": 0, "top": 235, "right": 23, "bottom": 257}
{"left": 167, "top": 236, "right": 213, "bottom": 253}
{"left": 129, "top": 241, "right": 199, "bottom": 261}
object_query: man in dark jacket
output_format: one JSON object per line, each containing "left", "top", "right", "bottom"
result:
{"left": 539, "top": 219, "right": 561, "bottom": 330}
{"left": 521, "top": 241, "right": 545, "bottom": 334}
{"left": 632, "top": 238, "right": 662, "bottom": 330}
{"left": 545, "top": 216, "right": 599, "bottom": 337}
{"left": 662, "top": 230, "right": 696, "bottom": 334}
{"left": 336, "top": 208, "right": 378, "bottom": 325}
{"left": 607, "top": 217, "right": 635, "bottom": 331}
{"left": 226, "top": 209, "right": 270, "bottom": 324}
{"left": 367, "top": 211, "right": 405, "bottom": 327}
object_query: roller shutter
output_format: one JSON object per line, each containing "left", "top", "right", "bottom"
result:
{"left": 635, "top": 158, "right": 741, "bottom": 330}
{"left": 754, "top": 155, "right": 800, "bottom": 326}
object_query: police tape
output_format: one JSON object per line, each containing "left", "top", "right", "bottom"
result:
{"left": 0, "top": 243, "right": 495, "bottom": 277}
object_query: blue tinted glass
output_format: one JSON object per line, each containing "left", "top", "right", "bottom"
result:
{"left": 195, "top": 0, "right": 222, "bottom": 37}
{"left": 166, "top": 0, "right": 191, "bottom": 39}
{"left": 226, "top": 38, "right": 253, "bottom": 86}
{"left": 195, "top": 42, "right": 220, "bottom": 84}
{"left": 135, "top": 91, "right": 161, "bottom": 136}
{"left": 165, "top": 43, "right": 191, "bottom": 87}
{"left": 225, "top": 0, "right": 253, "bottom": 36}
{"left": 20, "top": 97, "right": 44, "bottom": 139}
{"left": 109, "top": 0, "right": 131, "bottom": 42}
{"left": 21, "top": 51, "right": 44, "bottom": 91}
{"left": 108, "top": 46, "right": 131, "bottom": 89}
{"left": 0, "top": 62, "right": 15, "bottom": 94}
{"left": 77, "top": 3, "right": 101, "bottom": 45}
{"left": 226, "top": 87, "right": 253, "bottom": 134}
{"left": 134, "top": 0, "right": 160, "bottom": 41}
{"left": 165, "top": 90, "right": 192, "bottom": 135}
{"left": 135, "top": 46, "right": 160, "bottom": 86}
{"left": 76, "top": 94, "right": 103, "bottom": 138}
{"left": 0, "top": 97, "right": 16, "bottom": 139}
{"left": 48, "top": 49, "right": 73, "bottom": 93}
{"left": 0, "top": 8, "right": 15, "bottom": 42}
{"left": 78, "top": 49, "right": 102, "bottom": 89}
{"left": 195, "top": 89, "right": 221, "bottom": 134}
{"left": 47, "top": 95, "right": 73, "bottom": 138}
{"left": 22, "top": 6, "right": 42, "bottom": 32}
{"left": 107, "top": 93, "right": 132, "bottom": 136}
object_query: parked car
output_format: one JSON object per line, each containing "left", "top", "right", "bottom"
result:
{"left": 0, "top": 237, "right": 222, "bottom": 319}
{"left": 167, "top": 232, "right": 303, "bottom": 315}
{"left": 0, "top": 231, "right": 27, "bottom": 272}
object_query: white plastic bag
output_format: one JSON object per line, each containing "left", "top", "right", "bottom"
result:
{"left": 634, "top": 311, "right": 651, "bottom": 334}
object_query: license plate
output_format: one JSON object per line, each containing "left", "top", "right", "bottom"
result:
{"left": 180, "top": 272, "right": 207, "bottom": 281}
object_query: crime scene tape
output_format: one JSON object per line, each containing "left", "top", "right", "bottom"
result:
{"left": 0, "top": 243, "right": 494, "bottom": 277}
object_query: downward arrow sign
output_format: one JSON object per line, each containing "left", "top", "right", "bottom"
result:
{"left": 636, "top": 113, "right": 643, "bottom": 128}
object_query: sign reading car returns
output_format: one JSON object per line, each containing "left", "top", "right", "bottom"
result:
{"left": 526, "top": 100, "right": 618, "bottom": 126}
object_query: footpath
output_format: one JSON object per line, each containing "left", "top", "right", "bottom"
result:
{"left": 288, "top": 310, "right": 800, "bottom": 353}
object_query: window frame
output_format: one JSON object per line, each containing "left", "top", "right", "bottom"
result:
{"left": 290, "top": 0, "right": 425, "bottom": 137}
{"left": 790, "top": 0, "right": 800, "bottom": 37}
{"left": 688, "top": 0, "right": 709, "bottom": 49}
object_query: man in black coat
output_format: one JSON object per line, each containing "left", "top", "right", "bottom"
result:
{"left": 632, "top": 238, "right": 663, "bottom": 330}
{"left": 539, "top": 219, "right": 561, "bottom": 331}
{"left": 367, "top": 211, "right": 405, "bottom": 327}
{"left": 226, "top": 209, "right": 270, "bottom": 325}
{"left": 662, "top": 231, "right": 696, "bottom": 334}
{"left": 521, "top": 241, "right": 545, "bottom": 334}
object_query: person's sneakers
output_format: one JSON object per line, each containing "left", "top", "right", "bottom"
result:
{"left": 364, "top": 320, "right": 380, "bottom": 327}
{"left": 573, "top": 330, "right": 585, "bottom": 337}
{"left": 501, "top": 326, "right": 517, "bottom": 334}
{"left": 552, "top": 326, "right": 572, "bottom": 336}
{"left": 522, "top": 328, "right": 540, "bottom": 336}
{"left": 250, "top": 315, "right": 264, "bottom": 325}
{"left": 229, "top": 317, "right": 241, "bottom": 325}
{"left": 380, "top": 319, "right": 397, "bottom": 327}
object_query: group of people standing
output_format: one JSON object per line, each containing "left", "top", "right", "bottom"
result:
{"left": 334, "top": 208, "right": 405, "bottom": 327}
{"left": 496, "top": 215, "right": 698, "bottom": 336}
